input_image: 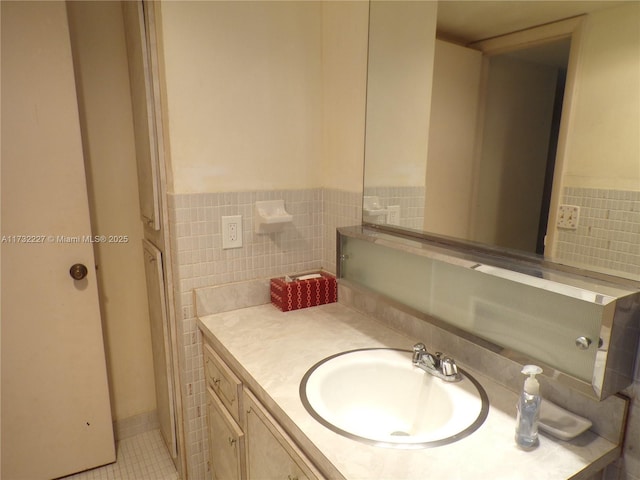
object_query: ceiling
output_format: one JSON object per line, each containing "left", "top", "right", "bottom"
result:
{"left": 437, "top": 1, "right": 629, "bottom": 44}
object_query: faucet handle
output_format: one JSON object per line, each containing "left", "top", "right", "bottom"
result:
{"left": 412, "top": 343, "right": 427, "bottom": 363}
{"left": 413, "top": 343, "right": 426, "bottom": 353}
{"left": 441, "top": 356, "right": 459, "bottom": 378}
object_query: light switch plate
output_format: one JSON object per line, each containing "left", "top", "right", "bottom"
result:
{"left": 557, "top": 205, "right": 580, "bottom": 230}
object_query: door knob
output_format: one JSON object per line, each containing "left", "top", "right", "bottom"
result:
{"left": 575, "top": 336, "right": 592, "bottom": 350}
{"left": 69, "top": 263, "right": 88, "bottom": 280}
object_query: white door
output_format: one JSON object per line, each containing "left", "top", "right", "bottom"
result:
{"left": 1, "top": 2, "right": 116, "bottom": 479}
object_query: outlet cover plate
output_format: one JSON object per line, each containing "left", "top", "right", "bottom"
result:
{"left": 222, "top": 215, "right": 243, "bottom": 249}
{"left": 557, "top": 205, "right": 580, "bottom": 230}
{"left": 387, "top": 205, "right": 401, "bottom": 226}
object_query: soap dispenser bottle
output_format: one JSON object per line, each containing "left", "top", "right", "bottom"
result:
{"left": 515, "top": 365, "right": 543, "bottom": 449}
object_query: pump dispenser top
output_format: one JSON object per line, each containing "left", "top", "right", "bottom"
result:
{"left": 522, "top": 365, "right": 543, "bottom": 395}
{"left": 515, "top": 365, "right": 543, "bottom": 449}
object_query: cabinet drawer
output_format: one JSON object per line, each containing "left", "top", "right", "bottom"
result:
{"left": 207, "top": 387, "right": 245, "bottom": 480}
{"left": 204, "top": 343, "right": 242, "bottom": 423}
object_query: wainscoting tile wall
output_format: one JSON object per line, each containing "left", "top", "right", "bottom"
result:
{"left": 363, "top": 186, "right": 425, "bottom": 230}
{"left": 167, "top": 188, "right": 361, "bottom": 479}
{"left": 555, "top": 187, "right": 640, "bottom": 279}
{"left": 555, "top": 188, "right": 640, "bottom": 479}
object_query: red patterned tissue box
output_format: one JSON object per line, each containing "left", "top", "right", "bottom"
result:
{"left": 270, "top": 272, "right": 337, "bottom": 312}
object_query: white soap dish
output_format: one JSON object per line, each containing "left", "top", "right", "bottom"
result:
{"left": 254, "top": 200, "right": 293, "bottom": 234}
{"left": 362, "top": 196, "right": 387, "bottom": 217}
{"left": 539, "top": 399, "right": 592, "bottom": 440}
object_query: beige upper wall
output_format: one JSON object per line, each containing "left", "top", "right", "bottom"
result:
{"left": 321, "top": 1, "right": 369, "bottom": 193}
{"left": 158, "top": 0, "right": 368, "bottom": 195}
{"left": 562, "top": 2, "right": 640, "bottom": 190}
{"left": 425, "top": 40, "right": 482, "bottom": 239}
{"left": 157, "top": 0, "right": 638, "bottom": 196}
{"left": 363, "top": 1, "right": 438, "bottom": 188}
{"left": 158, "top": 1, "right": 325, "bottom": 194}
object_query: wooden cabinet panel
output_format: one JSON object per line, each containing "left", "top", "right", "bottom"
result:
{"left": 202, "top": 338, "right": 324, "bottom": 480}
{"left": 244, "top": 391, "right": 323, "bottom": 480}
{"left": 122, "top": 0, "right": 160, "bottom": 230}
{"left": 205, "top": 343, "right": 243, "bottom": 423}
{"left": 207, "top": 387, "right": 245, "bottom": 480}
{"left": 142, "top": 239, "right": 177, "bottom": 458}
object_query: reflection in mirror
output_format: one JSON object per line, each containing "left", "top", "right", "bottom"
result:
{"left": 363, "top": 1, "right": 640, "bottom": 281}
{"left": 427, "top": 37, "right": 570, "bottom": 255}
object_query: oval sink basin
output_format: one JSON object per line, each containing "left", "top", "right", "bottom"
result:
{"left": 300, "top": 348, "right": 489, "bottom": 448}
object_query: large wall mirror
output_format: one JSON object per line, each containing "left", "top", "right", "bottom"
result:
{"left": 363, "top": 0, "right": 640, "bottom": 282}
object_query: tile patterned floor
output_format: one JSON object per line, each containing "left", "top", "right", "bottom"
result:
{"left": 62, "top": 430, "right": 179, "bottom": 480}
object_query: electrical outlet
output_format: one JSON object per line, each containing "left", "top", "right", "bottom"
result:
{"left": 387, "top": 205, "right": 401, "bottom": 226}
{"left": 222, "top": 215, "right": 243, "bottom": 249}
{"left": 557, "top": 205, "right": 580, "bottom": 230}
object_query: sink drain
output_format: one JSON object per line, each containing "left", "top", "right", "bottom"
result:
{"left": 390, "top": 431, "right": 410, "bottom": 437}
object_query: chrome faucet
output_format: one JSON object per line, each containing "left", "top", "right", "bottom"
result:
{"left": 412, "top": 343, "right": 461, "bottom": 382}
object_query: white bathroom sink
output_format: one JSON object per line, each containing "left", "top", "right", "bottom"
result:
{"left": 300, "top": 348, "right": 489, "bottom": 448}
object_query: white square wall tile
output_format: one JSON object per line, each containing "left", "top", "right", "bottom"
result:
{"left": 168, "top": 187, "right": 360, "bottom": 478}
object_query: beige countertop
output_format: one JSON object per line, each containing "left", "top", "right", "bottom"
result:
{"left": 198, "top": 302, "right": 619, "bottom": 480}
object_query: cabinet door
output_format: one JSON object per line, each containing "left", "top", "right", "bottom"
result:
{"left": 244, "top": 391, "right": 323, "bottom": 480}
{"left": 122, "top": 0, "right": 160, "bottom": 230}
{"left": 142, "top": 240, "right": 177, "bottom": 458}
{"left": 207, "top": 387, "right": 245, "bottom": 480}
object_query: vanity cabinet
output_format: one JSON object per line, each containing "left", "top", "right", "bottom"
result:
{"left": 244, "top": 390, "right": 323, "bottom": 480}
{"left": 206, "top": 387, "right": 245, "bottom": 480}
{"left": 204, "top": 343, "right": 243, "bottom": 423}
{"left": 202, "top": 338, "right": 325, "bottom": 480}
{"left": 204, "top": 344, "right": 246, "bottom": 479}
